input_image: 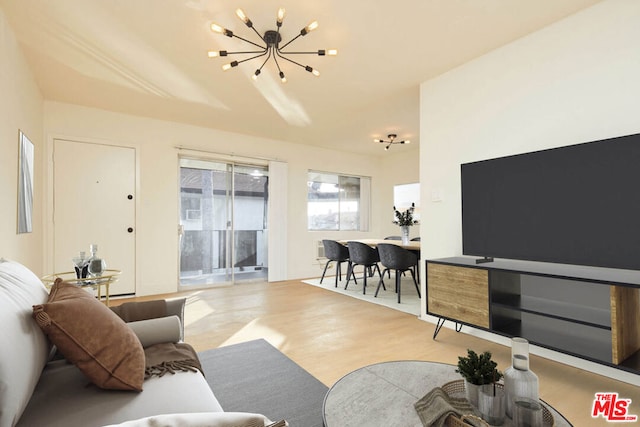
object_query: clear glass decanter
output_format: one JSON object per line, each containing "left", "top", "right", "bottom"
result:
{"left": 87, "top": 244, "right": 106, "bottom": 277}
{"left": 504, "top": 337, "right": 539, "bottom": 419}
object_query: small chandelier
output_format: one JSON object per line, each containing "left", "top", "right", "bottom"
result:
{"left": 374, "top": 134, "right": 411, "bottom": 151}
{"left": 208, "top": 8, "right": 337, "bottom": 83}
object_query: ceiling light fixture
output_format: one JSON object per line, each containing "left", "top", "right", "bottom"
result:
{"left": 374, "top": 134, "right": 411, "bottom": 151}
{"left": 208, "top": 8, "right": 337, "bottom": 83}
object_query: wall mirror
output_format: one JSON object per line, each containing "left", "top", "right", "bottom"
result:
{"left": 17, "top": 130, "right": 34, "bottom": 234}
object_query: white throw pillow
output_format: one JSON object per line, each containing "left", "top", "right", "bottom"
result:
{"left": 103, "top": 412, "right": 283, "bottom": 427}
{"left": 127, "top": 315, "right": 182, "bottom": 348}
{"left": 0, "top": 259, "right": 51, "bottom": 426}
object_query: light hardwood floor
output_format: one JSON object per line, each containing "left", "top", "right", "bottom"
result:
{"left": 118, "top": 280, "right": 640, "bottom": 426}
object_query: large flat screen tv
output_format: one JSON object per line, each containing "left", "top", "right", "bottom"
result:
{"left": 461, "top": 133, "right": 640, "bottom": 271}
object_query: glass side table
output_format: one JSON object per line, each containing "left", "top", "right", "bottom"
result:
{"left": 41, "top": 270, "right": 121, "bottom": 306}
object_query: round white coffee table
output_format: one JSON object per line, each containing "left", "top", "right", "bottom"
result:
{"left": 322, "top": 361, "right": 571, "bottom": 427}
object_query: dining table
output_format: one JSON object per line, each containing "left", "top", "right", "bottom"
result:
{"left": 338, "top": 238, "right": 420, "bottom": 252}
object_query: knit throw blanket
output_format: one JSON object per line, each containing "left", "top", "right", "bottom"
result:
{"left": 414, "top": 387, "right": 483, "bottom": 427}
{"left": 144, "top": 342, "right": 203, "bottom": 380}
{"left": 111, "top": 299, "right": 167, "bottom": 323}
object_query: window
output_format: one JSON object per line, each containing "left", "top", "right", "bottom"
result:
{"left": 307, "top": 171, "right": 370, "bottom": 231}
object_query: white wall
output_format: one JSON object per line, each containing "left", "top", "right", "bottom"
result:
{"left": 43, "top": 102, "right": 418, "bottom": 295}
{"left": 0, "top": 9, "right": 44, "bottom": 273}
{"left": 417, "top": 0, "right": 640, "bottom": 385}
{"left": 0, "top": 2, "right": 419, "bottom": 293}
{"left": 420, "top": 0, "right": 640, "bottom": 262}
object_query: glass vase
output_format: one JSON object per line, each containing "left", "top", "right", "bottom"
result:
{"left": 479, "top": 386, "right": 506, "bottom": 425}
{"left": 465, "top": 381, "right": 491, "bottom": 409}
{"left": 401, "top": 226, "right": 410, "bottom": 245}
{"left": 504, "top": 337, "right": 539, "bottom": 419}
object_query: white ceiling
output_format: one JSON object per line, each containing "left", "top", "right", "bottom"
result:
{"left": 0, "top": 0, "right": 602, "bottom": 156}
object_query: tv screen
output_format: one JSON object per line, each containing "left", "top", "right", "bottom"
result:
{"left": 461, "top": 133, "right": 640, "bottom": 271}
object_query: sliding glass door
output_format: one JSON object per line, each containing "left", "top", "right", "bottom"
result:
{"left": 179, "top": 158, "right": 268, "bottom": 287}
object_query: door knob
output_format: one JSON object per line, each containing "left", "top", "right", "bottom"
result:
{"left": 127, "top": 194, "right": 133, "bottom": 200}
{"left": 127, "top": 227, "right": 134, "bottom": 233}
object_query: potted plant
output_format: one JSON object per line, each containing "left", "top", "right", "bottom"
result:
{"left": 456, "top": 349, "right": 503, "bottom": 408}
{"left": 392, "top": 203, "right": 419, "bottom": 244}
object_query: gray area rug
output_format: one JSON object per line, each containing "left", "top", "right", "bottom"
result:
{"left": 199, "top": 339, "right": 328, "bottom": 427}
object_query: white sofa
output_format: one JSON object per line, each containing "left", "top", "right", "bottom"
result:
{"left": 0, "top": 259, "right": 278, "bottom": 427}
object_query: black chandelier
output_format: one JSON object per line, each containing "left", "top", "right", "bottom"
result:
{"left": 374, "top": 134, "right": 411, "bottom": 151}
{"left": 208, "top": 8, "right": 337, "bottom": 83}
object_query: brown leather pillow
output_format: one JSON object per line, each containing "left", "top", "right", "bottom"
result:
{"left": 33, "top": 279, "right": 144, "bottom": 391}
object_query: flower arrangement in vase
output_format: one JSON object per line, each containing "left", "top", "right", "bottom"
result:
{"left": 456, "top": 349, "right": 503, "bottom": 408}
{"left": 393, "top": 203, "right": 418, "bottom": 244}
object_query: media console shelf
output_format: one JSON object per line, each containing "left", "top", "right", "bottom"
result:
{"left": 426, "top": 257, "right": 640, "bottom": 373}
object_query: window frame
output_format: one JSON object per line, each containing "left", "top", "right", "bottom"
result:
{"left": 307, "top": 170, "right": 371, "bottom": 231}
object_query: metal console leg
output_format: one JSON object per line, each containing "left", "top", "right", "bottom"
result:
{"left": 433, "top": 318, "right": 463, "bottom": 339}
{"left": 433, "top": 317, "right": 446, "bottom": 339}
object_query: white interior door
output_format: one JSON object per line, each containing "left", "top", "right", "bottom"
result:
{"left": 53, "top": 139, "right": 136, "bottom": 295}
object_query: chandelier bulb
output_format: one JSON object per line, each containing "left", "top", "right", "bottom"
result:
{"left": 208, "top": 50, "right": 228, "bottom": 58}
{"left": 211, "top": 23, "right": 233, "bottom": 37}
{"left": 222, "top": 61, "right": 238, "bottom": 71}
{"left": 304, "top": 65, "right": 320, "bottom": 76}
{"left": 277, "top": 8, "right": 286, "bottom": 26}
{"left": 252, "top": 69, "right": 261, "bottom": 81}
{"left": 301, "top": 20, "right": 319, "bottom": 36}
{"left": 210, "top": 23, "right": 225, "bottom": 34}
{"left": 279, "top": 71, "right": 287, "bottom": 83}
{"left": 235, "top": 9, "right": 253, "bottom": 27}
{"left": 318, "top": 49, "right": 338, "bottom": 57}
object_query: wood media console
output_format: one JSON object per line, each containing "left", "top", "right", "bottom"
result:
{"left": 426, "top": 257, "right": 640, "bottom": 373}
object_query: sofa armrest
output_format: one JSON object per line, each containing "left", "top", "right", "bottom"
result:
{"left": 127, "top": 315, "right": 182, "bottom": 348}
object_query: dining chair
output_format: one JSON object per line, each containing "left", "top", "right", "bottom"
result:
{"left": 382, "top": 236, "right": 402, "bottom": 277}
{"left": 320, "top": 240, "right": 351, "bottom": 288}
{"left": 375, "top": 243, "right": 420, "bottom": 303}
{"left": 346, "top": 241, "right": 383, "bottom": 295}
